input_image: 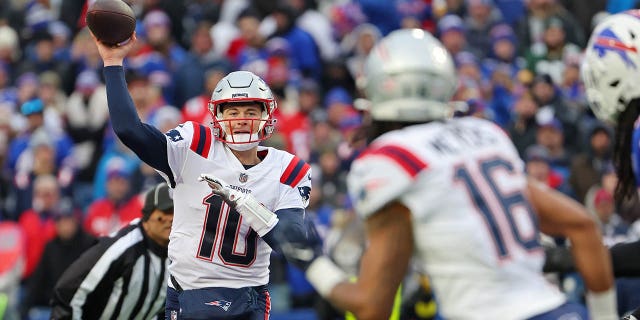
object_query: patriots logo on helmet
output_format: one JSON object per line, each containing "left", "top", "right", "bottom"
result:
{"left": 593, "top": 27, "right": 638, "bottom": 69}
{"left": 298, "top": 186, "right": 311, "bottom": 206}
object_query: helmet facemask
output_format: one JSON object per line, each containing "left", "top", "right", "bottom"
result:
{"left": 208, "top": 71, "right": 278, "bottom": 150}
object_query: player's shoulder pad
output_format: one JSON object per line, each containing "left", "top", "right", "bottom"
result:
{"left": 165, "top": 121, "right": 213, "bottom": 159}
{"left": 356, "top": 142, "right": 428, "bottom": 179}
{"left": 280, "top": 154, "right": 311, "bottom": 188}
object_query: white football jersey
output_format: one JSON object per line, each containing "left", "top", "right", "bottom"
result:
{"left": 347, "top": 117, "right": 566, "bottom": 319}
{"left": 161, "top": 122, "right": 311, "bottom": 290}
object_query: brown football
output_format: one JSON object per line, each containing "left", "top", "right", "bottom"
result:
{"left": 86, "top": 0, "right": 136, "bottom": 46}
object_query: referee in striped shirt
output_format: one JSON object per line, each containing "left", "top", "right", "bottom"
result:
{"left": 51, "top": 183, "right": 173, "bottom": 319}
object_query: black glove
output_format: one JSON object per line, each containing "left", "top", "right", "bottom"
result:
{"left": 276, "top": 215, "right": 323, "bottom": 271}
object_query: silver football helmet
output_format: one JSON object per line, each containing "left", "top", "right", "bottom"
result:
{"left": 362, "top": 28, "right": 457, "bottom": 122}
{"left": 582, "top": 10, "right": 640, "bottom": 123}
{"left": 208, "top": 71, "right": 277, "bottom": 150}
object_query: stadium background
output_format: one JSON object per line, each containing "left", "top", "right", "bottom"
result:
{"left": 1, "top": 0, "right": 640, "bottom": 319}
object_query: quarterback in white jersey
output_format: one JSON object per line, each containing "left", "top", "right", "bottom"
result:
{"left": 94, "top": 31, "right": 312, "bottom": 319}
{"left": 278, "top": 29, "right": 618, "bottom": 320}
{"left": 164, "top": 121, "right": 311, "bottom": 289}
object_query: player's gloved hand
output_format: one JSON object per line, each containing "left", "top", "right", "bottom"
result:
{"left": 623, "top": 315, "right": 639, "bottom": 320}
{"left": 198, "top": 173, "right": 278, "bottom": 236}
{"left": 276, "top": 215, "right": 323, "bottom": 271}
{"left": 198, "top": 174, "right": 242, "bottom": 206}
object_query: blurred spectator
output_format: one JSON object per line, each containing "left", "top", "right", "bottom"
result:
{"left": 569, "top": 123, "right": 613, "bottom": 204}
{"left": 175, "top": 21, "right": 231, "bottom": 107}
{"left": 464, "top": 0, "right": 504, "bottom": 59}
{"left": 17, "top": 175, "right": 62, "bottom": 280}
{"left": 514, "top": 0, "right": 585, "bottom": 55}
{"left": 342, "top": 23, "right": 382, "bottom": 83}
{"left": 18, "top": 30, "right": 74, "bottom": 94}
{"left": 493, "top": 0, "right": 526, "bottom": 25}
{"left": 0, "top": 221, "right": 25, "bottom": 320}
{"left": 437, "top": 14, "right": 472, "bottom": 57}
{"left": 561, "top": 0, "right": 606, "bottom": 38}
{"left": 317, "top": 150, "right": 349, "bottom": 208}
{"left": 396, "top": 0, "right": 437, "bottom": 31}
{"left": 22, "top": 203, "right": 95, "bottom": 318}
{"left": 268, "top": 4, "right": 321, "bottom": 80}
{"left": 590, "top": 188, "right": 629, "bottom": 247}
{"left": 535, "top": 116, "right": 571, "bottom": 180}
{"left": 559, "top": 55, "right": 586, "bottom": 112}
{"left": 6, "top": 99, "right": 73, "bottom": 175}
{"left": 264, "top": 37, "right": 302, "bottom": 97}
{"left": 328, "top": 1, "right": 368, "bottom": 42}
{"left": 277, "top": 0, "right": 340, "bottom": 61}
{"left": 279, "top": 79, "right": 324, "bottom": 160}
{"left": 38, "top": 71, "right": 66, "bottom": 112}
{"left": 530, "top": 73, "right": 579, "bottom": 152}
{"left": 320, "top": 59, "right": 357, "bottom": 98}
{"left": 48, "top": 21, "right": 72, "bottom": 62}
{"left": 125, "top": 69, "right": 164, "bottom": 122}
{"left": 453, "top": 51, "right": 486, "bottom": 102}
{"left": 506, "top": 90, "right": 539, "bottom": 157}
{"left": 482, "top": 23, "right": 523, "bottom": 78}
{"left": 181, "top": 67, "right": 227, "bottom": 125}
{"left": 0, "top": 25, "right": 20, "bottom": 80}
{"left": 354, "top": 0, "right": 401, "bottom": 35}
{"left": 229, "top": 8, "right": 269, "bottom": 77}
{"left": 11, "top": 128, "right": 74, "bottom": 218}
{"left": 324, "top": 87, "right": 357, "bottom": 130}
{"left": 84, "top": 157, "right": 142, "bottom": 237}
{"left": 64, "top": 70, "right": 109, "bottom": 211}
{"left": 525, "top": 144, "right": 573, "bottom": 195}
{"left": 525, "top": 17, "right": 581, "bottom": 84}
{"left": 92, "top": 137, "right": 142, "bottom": 201}
{"left": 0, "top": 62, "right": 18, "bottom": 110}
{"left": 130, "top": 10, "right": 187, "bottom": 105}
{"left": 69, "top": 28, "right": 103, "bottom": 75}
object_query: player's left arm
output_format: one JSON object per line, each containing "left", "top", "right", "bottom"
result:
{"left": 528, "top": 179, "right": 617, "bottom": 319}
{"left": 319, "top": 201, "right": 413, "bottom": 320}
{"left": 199, "top": 170, "right": 311, "bottom": 255}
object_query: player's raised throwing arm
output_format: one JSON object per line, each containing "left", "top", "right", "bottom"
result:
{"left": 93, "top": 33, "right": 173, "bottom": 182}
{"left": 527, "top": 180, "right": 617, "bottom": 319}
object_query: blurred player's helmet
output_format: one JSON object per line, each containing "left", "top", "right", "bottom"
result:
{"left": 362, "top": 28, "right": 457, "bottom": 122}
{"left": 209, "top": 71, "right": 277, "bottom": 151}
{"left": 582, "top": 10, "right": 640, "bottom": 123}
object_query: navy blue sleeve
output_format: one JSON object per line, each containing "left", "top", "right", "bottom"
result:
{"left": 262, "top": 208, "right": 307, "bottom": 254}
{"left": 103, "top": 66, "right": 175, "bottom": 186}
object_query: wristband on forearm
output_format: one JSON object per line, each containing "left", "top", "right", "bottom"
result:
{"left": 586, "top": 287, "right": 618, "bottom": 320}
{"left": 305, "top": 256, "right": 348, "bottom": 297}
{"left": 235, "top": 194, "right": 279, "bottom": 237}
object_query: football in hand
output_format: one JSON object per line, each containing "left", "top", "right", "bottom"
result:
{"left": 86, "top": 0, "right": 136, "bottom": 46}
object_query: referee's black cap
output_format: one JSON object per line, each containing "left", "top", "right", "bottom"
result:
{"left": 141, "top": 183, "right": 173, "bottom": 221}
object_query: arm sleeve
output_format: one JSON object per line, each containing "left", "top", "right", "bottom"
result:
{"left": 103, "top": 66, "right": 174, "bottom": 184}
{"left": 262, "top": 208, "right": 307, "bottom": 254}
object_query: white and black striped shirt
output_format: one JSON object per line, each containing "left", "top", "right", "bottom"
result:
{"left": 51, "top": 219, "right": 168, "bottom": 319}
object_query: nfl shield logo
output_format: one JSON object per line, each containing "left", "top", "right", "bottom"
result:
{"left": 239, "top": 173, "right": 248, "bottom": 183}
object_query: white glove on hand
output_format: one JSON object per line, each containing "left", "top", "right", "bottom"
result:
{"left": 198, "top": 174, "right": 243, "bottom": 205}
{"left": 198, "top": 173, "right": 278, "bottom": 236}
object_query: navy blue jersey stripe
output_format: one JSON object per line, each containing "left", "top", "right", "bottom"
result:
{"left": 284, "top": 159, "right": 306, "bottom": 186}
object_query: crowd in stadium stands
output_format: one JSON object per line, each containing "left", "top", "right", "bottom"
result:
{"left": 2, "top": 0, "right": 640, "bottom": 319}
